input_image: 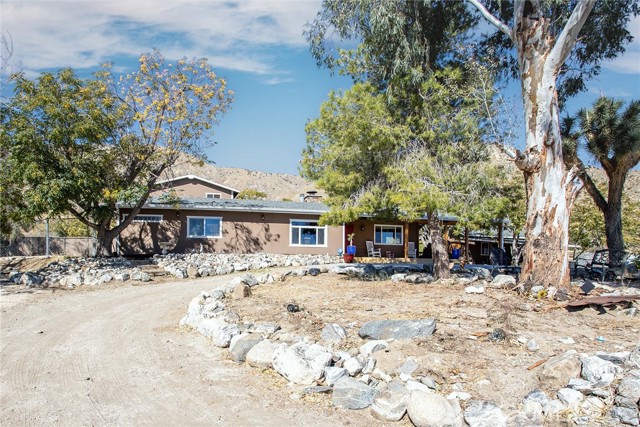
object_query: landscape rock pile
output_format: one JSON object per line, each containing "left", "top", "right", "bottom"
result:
{"left": 153, "top": 253, "right": 342, "bottom": 279}
{"left": 5, "top": 253, "right": 344, "bottom": 289}
{"left": 6, "top": 257, "right": 150, "bottom": 288}
{"left": 181, "top": 268, "right": 640, "bottom": 426}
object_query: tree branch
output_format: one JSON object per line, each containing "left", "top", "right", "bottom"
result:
{"left": 467, "top": 0, "right": 513, "bottom": 42}
{"left": 67, "top": 206, "right": 97, "bottom": 229}
{"left": 621, "top": 150, "right": 640, "bottom": 173}
{"left": 548, "top": 0, "right": 595, "bottom": 72}
{"left": 566, "top": 164, "right": 584, "bottom": 205}
{"left": 111, "top": 161, "right": 168, "bottom": 236}
{"left": 514, "top": 148, "right": 541, "bottom": 173}
{"left": 578, "top": 166, "right": 608, "bottom": 214}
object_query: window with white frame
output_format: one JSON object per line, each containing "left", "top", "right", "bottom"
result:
{"left": 290, "top": 220, "right": 326, "bottom": 246}
{"left": 187, "top": 216, "right": 222, "bottom": 238}
{"left": 374, "top": 224, "right": 403, "bottom": 245}
{"left": 206, "top": 193, "right": 222, "bottom": 199}
{"left": 122, "top": 214, "right": 163, "bottom": 223}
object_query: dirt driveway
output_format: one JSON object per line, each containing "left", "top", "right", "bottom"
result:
{"left": 2, "top": 267, "right": 639, "bottom": 427}
{"left": 0, "top": 271, "right": 383, "bottom": 427}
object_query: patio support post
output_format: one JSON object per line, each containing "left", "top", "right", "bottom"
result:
{"left": 404, "top": 222, "right": 409, "bottom": 259}
{"left": 464, "top": 227, "right": 469, "bottom": 261}
{"left": 498, "top": 221, "right": 504, "bottom": 249}
{"left": 45, "top": 217, "right": 50, "bottom": 257}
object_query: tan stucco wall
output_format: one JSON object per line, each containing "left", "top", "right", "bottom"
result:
{"left": 152, "top": 178, "right": 235, "bottom": 199}
{"left": 118, "top": 208, "right": 342, "bottom": 256}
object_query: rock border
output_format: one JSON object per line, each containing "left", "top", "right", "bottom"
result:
{"left": 181, "top": 266, "right": 640, "bottom": 426}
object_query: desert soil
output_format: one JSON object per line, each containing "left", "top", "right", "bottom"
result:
{"left": 230, "top": 274, "right": 639, "bottom": 409}
{"left": 0, "top": 269, "right": 380, "bottom": 427}
{"left": 1, "top": 267, "right": 639, "bottom": 427}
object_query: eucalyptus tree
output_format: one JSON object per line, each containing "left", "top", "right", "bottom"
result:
{"left": 468, "top": 0, "right": 638, "bottom": 287}
{"left": 1, "top": 50, "right": 233, "bottom": 255}
{"left": 308, "top": 0, "right": 639, "bottom": 288}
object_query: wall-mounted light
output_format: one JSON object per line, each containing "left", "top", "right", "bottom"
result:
{"left": 176, "top": 210, "right": 181, "bottom": 218}
{"left": 261, "top": 214, "right": 265, "bottom": 221}
{"left": 360, "top": 224, "right": 365, "bottom": 231}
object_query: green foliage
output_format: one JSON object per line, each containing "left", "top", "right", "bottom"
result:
{"left": 236, "top": 189, "right": 268, "bottom": 200}
{"left": 306, "top": 0, "right": 478, "bottom": 88}
{"left": 563, "top": 96, "right": 640, "bottom": 251}
{"left": 569, "top": 191, "right": 640, "bottom": 253}
{"left": 51, "top": 218, "right": 92, "bottom": 238}
{"left": 309, "top": 1, "right": 638, "bottom": 106}
{"left": 569, "top": 196, "right": 606, "bottom": 250}
{"left": 302, "top": 82, "right": 409, "bottom": 224}
{"left": 384, "top": 64, "right": 507, "bottom": 229}
{"left": 302, "top": 65, "right": 505, "bottom": 228}
{"left": 304, "top": 1, "right": 526, "bottom": 230}
{"left": 346, "top": 233, "right": 355, "bottom": 245}
{"left": 624, "top": 196, "right": 640, "bottom": 252}
{"left": 1, "top": 67, "right": 119, "bottom": 231}
{"left": 481, "top": 167, "right": 526, "bottom": 234}
{"left": 1, "top": 50, "right": 233, "bottom": 253}
{"left": 579, "top": 97, "right": 640, "bottom": 167}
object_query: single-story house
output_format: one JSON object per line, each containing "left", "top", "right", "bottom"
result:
{"left": 116, "top": 175, "right": 512, "bottom": 261}
{"left": 118, "top": 175, "right": 329, "bottom": 255}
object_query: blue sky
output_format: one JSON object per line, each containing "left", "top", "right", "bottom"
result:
{"left": 1, "top": 1, "right": 639, "bottom": 175}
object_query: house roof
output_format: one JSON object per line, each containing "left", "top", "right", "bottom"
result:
{"left": 156, "top": 175, "right": 240, "bottom": 194}
{"left": 136, "top": 196, "right": 329, "bottom": 215}
{"left": 121, "top": 195, "right": 468, "bottom": 221}
{"left": 121, "top": 192, "right": 466, "bottom": 222}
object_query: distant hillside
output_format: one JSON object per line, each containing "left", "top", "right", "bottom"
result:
{"left": 585, "top": 167, "right": 639, "bottom": 203}
{"left": 166, "top": 157, "right": 321, "bottom": 201}
{"left": 167, "top": 153, "right": 638, "bottom": 204}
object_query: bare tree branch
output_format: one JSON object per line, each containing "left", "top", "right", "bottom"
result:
{"left": 1, "top": 31, "right": 13, "bottom": 76}
{"left": 578, "top": 166, "right": 608, "bottom": 213}
{"left": 467, "top": 0, "right": 513, "bottom": 42}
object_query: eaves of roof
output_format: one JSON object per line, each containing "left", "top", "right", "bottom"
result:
{"left": 118, "top": 197, "right": 329, "bottom": 215}
{"left": 155, "top": 175, "right": 240, "bottom": 194}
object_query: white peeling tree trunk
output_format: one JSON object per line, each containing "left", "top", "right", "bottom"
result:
{"left": 469, "top": 0, "right": 594, "bottom": 289}
{"left": 516, "top": 76, "right": 572, "bottom": 287}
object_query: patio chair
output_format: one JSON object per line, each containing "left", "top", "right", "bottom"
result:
{"left": 366, "top": 241, "right": 381, "bottom": 257}
{"left": 408, "top": 242, "right": 417, "bottom": 259}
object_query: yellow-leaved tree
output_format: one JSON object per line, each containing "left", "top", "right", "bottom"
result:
{"left": 1, "top": 50, "right": 233, "bottom": 255}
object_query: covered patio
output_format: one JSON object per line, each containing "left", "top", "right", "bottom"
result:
{"left": 345, "top": 216, "right": 513, "bottom": 267}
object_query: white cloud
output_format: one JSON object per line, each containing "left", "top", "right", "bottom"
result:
{"left": 603, "top": 15, "right": 640, "bottom": 74}
{"left": 262, "top": 75, "right": 296, "bottom": 85}
{"left": 0, "top": 0, "right": 322, "bottom": 77}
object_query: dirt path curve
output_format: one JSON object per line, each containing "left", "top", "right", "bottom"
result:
{"left": 0, "top": 272, "right": 378, "bottom": 427}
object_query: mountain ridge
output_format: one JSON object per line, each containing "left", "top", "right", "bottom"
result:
{"left": 167, "top": 154, "right": 638, "bottom": 204}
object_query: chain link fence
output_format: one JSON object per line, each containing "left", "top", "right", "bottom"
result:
{"left": 1, "top": 218, "right": 96, "bottom": 257}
